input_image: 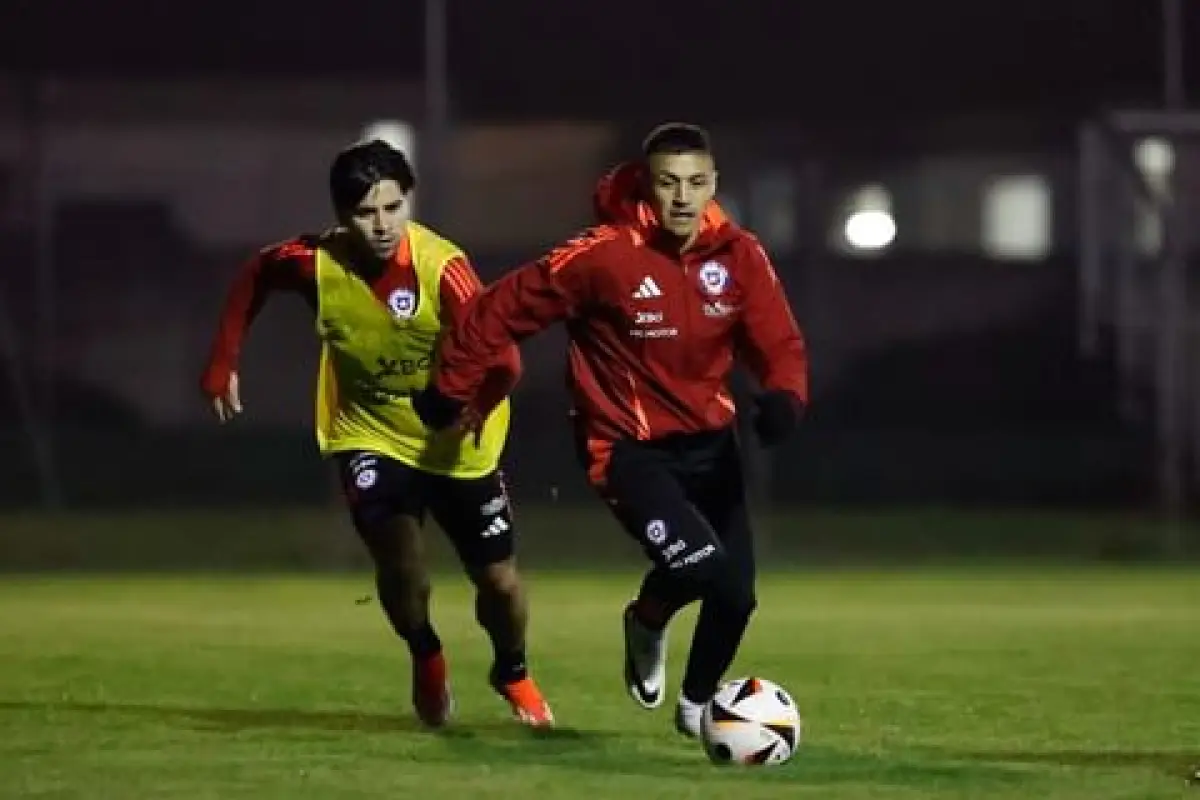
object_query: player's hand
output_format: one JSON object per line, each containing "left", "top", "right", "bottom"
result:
{"left": 450, "top": 406, "right": 485, "bottom": 447}
{"left": 412, "top": 383, "right": 465, "bottom": 431}
{"left": 752, "top": 390, "right": 803, "bottom": 447}
{"left": 210, "top": 371, "right": 244, "bottom": 423}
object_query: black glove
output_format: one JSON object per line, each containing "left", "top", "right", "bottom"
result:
{"left": 412, "top": 383, "right": 465, "bottom": 431}
{"left": 752, "top": 390, "right": 803, "bottom": 447}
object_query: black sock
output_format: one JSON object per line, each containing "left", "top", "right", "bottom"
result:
{"left": 490, "top": 647, "right": 528, "bottom": 684}
{"left": 680, "top": 598, "right": 753, "bottom": 705}
{"left": 404, "top": 621, "right": 442, "bottom": 660}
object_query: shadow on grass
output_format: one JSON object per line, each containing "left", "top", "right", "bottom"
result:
{"left": 943, "top": 747, "right": 1198, "bottom": 780}
{"left": 0, "top": 699, "right": 600, "bottom": 740}
{"left": 1, "top": 699, "right": 1031, "bottom": 787}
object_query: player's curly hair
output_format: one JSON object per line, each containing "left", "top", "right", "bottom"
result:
{"left": 329, "top": 139, "right": 417, "bottom": 214}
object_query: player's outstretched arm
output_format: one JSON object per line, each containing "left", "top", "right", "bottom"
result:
{"left": 199, "top": 239, "right": 315, "bottom": 423}
{"left": 734, "top": 237, "right": 810, "bottom": 446}
{"left": 437, "top": 255, "right": 524, "bottom": 442}
{"left": 415, "top": 230, "right": 609, "bottom": 431}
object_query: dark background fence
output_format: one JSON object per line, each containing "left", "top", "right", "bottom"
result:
{"left": 0, "top": 0, "right": 1197, "bottom": 566}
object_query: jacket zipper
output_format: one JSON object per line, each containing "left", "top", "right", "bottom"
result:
{"left": 678, "top": 258, "right": 694, "bottom": 373}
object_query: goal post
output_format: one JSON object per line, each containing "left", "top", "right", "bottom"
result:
{"left": 1078, "top": 110, "right": 1200, "bottom": 544}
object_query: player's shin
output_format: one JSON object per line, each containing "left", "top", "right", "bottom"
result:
{"left": 374, "top": 564, "right": 452, "bottom": 726}
{"left": 679, "top": 566, "right": 757, "bottom": 707}
{"left": 375, "top": 567, "right": 442, "bottom": 657}
{"left": 470, "top": 560, "right": 553, "bottom": 726}
{"left": 354, "top": 511, "right": 443, "bottom": 655}
{"left": 469, "top": 559, "right": 529, "bottom": 682}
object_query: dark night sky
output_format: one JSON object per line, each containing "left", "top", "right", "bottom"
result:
{"left": 1, "top": 0, "right": 1192, "bottom": 122}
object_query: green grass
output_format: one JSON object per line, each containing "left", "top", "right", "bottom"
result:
{"left": 2, "top": 568, "right": 1199, "bottom": 798}
{"left": 1, "top": 506, "right": 1196, "bottom": 571}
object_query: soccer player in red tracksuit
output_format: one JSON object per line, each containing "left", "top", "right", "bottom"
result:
{"left": 414, "top": 123, "right": 809, "bottom": 736}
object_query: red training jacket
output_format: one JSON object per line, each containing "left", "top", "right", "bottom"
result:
{"left": 434, "top": 162, "right": 808, "bottom": 475}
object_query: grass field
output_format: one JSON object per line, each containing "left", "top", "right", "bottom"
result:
{"left": 2, "top": 568, "right": 1199, "bottom": 799}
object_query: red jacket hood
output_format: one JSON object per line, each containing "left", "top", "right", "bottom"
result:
{"left": 592, "top": 161, "right": 739, "bottom": 252}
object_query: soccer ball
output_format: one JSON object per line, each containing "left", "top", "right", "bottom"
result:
{"left": 700, "top": 677, "right": 802, "bottom": 766}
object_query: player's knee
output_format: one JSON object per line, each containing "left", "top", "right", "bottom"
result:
{"left": 377, "top": 561, "right": 429, "bottom": 598}
{"left": 471, "top": 558, "right": 522, "bottom": 599}
{"left": 668, "top": 540, "right": 728, "bottom": 587}
{"left": 730, "top": 585, "right": 758, "bottom": 619}
{"left": 673, "top": 549, "right": 755, "bottom": 618}
{"left": 711, "top": 567, "right": 757, "bottom": 620}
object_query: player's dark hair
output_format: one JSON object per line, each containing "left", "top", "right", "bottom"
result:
{"left": 329, "top": 139, "right": 417, "bottom": 213}
{"left": 641, "top": 122, "right": 712, "bottom": 158}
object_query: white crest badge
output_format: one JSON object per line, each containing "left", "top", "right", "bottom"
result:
{"left": 355, "top": 468, "right": 378, "bottom": 490}
{"left": 697, "top": 261, "right": 729, "bottom": 296}
{"left": 387, "top": 288, "right": 417, "bottom": 319}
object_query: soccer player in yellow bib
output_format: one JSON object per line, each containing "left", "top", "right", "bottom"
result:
{"left": 200, "top": 140, "right": 554, "bottom": 728}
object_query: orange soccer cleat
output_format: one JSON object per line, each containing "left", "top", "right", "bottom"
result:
{"left": 412, "top": 651, "right": 454, "bottom": 728}
{"left": 491, "top": 671, "right": 555, "bottom": 727}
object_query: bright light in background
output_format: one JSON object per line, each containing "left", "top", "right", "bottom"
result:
{"left": 981, "top": 175, "right": 1052, "bottom": 261}
{"left": 1133, "top": 136, "right": 1175, "bottom": 179}
{"left": 841, "top": 184, "right": 896, "bottom": 252}
{"left": 361, "top": 120, "right": 417, "bottom": 161}
{"left": 360, "top": 120, "right": 418, "bottom": 215}
{"left": 844, "top": 210, "right": 897, "bottom": 250}
{"left": 1131, "top": 137, "right": 1173, "bottom": 256}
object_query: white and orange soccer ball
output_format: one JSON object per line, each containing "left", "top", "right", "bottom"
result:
{"left": 700, "top": 677, "right": 802, "bottom": 766}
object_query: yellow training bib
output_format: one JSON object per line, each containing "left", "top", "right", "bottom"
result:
{"left": 313, "top": 222, "right": 510, "bottom": 478}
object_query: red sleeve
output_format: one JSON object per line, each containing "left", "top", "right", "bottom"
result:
{"left": 438, "top": 255, "right": 522, "bottom": 414}
{"left": 199, "top": 239, "right": 316, "bottom": 397}
{"left": 735, "top": 237, "right": 809, "bottom": 404}
{"left": 434, "top": 227, "right": 615, "bottom": 402}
